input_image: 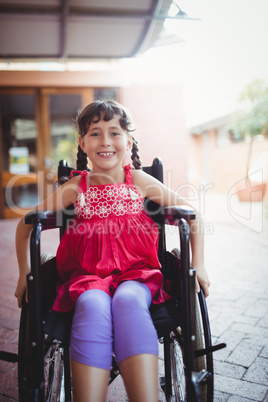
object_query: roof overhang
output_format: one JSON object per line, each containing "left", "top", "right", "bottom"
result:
{"left": 0, "top": 0, "right": 183, "bottom": 61}
{"left": 189, "top": 114, "right": 234, "bottom": 135}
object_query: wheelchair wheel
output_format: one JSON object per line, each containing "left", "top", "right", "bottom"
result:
{"left": 170, "top": 333, "right": 186, "bottom": 401}
{"left": 193, "top": 292, "right": 212, "bottom": 402}
{"left": 18, "top": 299, "right": 35, "bottom": 401}
{"left": 169, "top": 294, "right": 212, "bottom": 402}
{"left": 169, "top": 248, "right": 213, "bottom": 402}
{"left": 18, "top": 253, "right": 65, "bottom": 402}
{"left": 195, "top": 289, "right": 214, "bottom": 402}
{"left": 43, "top": 336, "right": 65, "bottom": 401}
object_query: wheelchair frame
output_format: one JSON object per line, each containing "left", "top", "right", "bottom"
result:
{"left": 16, "top": 158, "right": 226, "bottom": 401}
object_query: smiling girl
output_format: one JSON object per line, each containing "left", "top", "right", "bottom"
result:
{"left": 15, "top": 99, "right": 210, "bottom": 401}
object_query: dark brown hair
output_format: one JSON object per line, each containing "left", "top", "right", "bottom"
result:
{"left": 76, "top": 99, "right": 142, "bottom": 170}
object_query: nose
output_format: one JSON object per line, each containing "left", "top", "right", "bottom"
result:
{"left": 100, "top": 133, "right": 111, "bottom": 146}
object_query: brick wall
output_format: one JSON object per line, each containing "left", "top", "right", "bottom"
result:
{"left": 189, "top": 129, "right": 268, "bottom": 200}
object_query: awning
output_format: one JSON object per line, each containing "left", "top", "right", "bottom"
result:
{"left": 0, "top": 0, "right": 181, "bottom": 61}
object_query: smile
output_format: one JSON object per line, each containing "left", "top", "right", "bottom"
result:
{"left": 97, "top": 152, "right": 115, "bottom": 156}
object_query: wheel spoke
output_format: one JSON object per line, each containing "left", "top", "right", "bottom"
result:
{"left": 170, "top": 335, "right": 186, "bottom": 401}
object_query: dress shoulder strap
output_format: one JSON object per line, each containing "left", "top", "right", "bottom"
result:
{"left": 124, "top": 164, "right": 133, "bottom": 186}
{"left": 70, "top": 170, "right": 88, "bottom": 193}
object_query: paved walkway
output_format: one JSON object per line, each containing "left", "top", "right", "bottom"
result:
{"left": 0, "top": 193, "right": 267, "bottom": 401}
{"left": 202, "top": 193, "right": 268, "bottom": 401}
{"left": 164, "top": 192, "right": 268, "bottom": 401}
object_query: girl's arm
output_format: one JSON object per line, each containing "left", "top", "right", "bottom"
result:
{"left": 15, "top": 176, "right": 80, "bottom": 307}
{"left": 132, "top": 170, "right": 210, "bottom": 297}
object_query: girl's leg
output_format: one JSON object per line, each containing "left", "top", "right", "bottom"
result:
{"left": 119, "top": 354, "right": 159, "bottom": 402}
{"left": 71, "top": 361, "right": 110, "bottom": 402}
{"left": 112, "top": 281, "right": 159, "bottom": 402}
{"left": 70, "top": 289, "right": 113, "bottom": 402}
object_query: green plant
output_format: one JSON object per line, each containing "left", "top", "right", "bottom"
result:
{"left": 233, "top": 79, "right": 268, "bottom": 138}
{"left": 232, "top": 79, "right": 268, "bottom": 179}
{"left": 51, "top": 129, "right": 77, "bottom": 172}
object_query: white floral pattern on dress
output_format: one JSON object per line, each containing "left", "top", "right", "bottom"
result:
{"left": 74, "top": 184, "right": 143, "bottom": 219}
{"left": 95, "top": 201, "right": 112, "bottom": 218}
{"left": 87, "top": 187, "right": 102, "bottom": 203}
{"left": 112, "top": 200, "right": 128, "bottom": 216}
{"left": 80, "top": 206, "right": 94, "bottom": 219}
{"left": 129, "top": 199, "right": 144, "bottom": 213}
{"left": 103, "top": 186, "right": 119, "bottom": 201}
{"left": 119, "top": 185, "right": 129, "bottom": 199}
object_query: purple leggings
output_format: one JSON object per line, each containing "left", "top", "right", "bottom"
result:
{"left": 70, "top": 281, "right": 158, "bottom": 370}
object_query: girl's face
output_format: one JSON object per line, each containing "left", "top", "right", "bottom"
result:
{"left": 79, "top": 115, "right": 132, "bottom": 175}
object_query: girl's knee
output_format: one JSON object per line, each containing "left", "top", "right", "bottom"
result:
{"left": 72, "top": 289, "right": 112, "bottom": 335}
{"left": 113, "top": 283, "right": 136, "bottom": 307}
{"left": 75, "top": 289, "right": 111, "bottom": 317}
{"left": 112, "top": 281, "right": 152, "bottom": 314}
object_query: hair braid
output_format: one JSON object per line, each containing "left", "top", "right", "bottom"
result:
{"left": 76, "top": 145, "right": 88, "bottom": 171}
{"left": 131, "top": 137, "right": 142, "bottom": 170}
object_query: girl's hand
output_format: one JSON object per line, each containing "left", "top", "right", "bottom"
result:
{"left": 195, "top": 266, "right": 210, "bottom": 298}
{"left": 15, "top": 274, "right": 28, "bottom": 308}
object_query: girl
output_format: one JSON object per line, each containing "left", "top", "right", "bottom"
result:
{"left": 15, "top": 99, "right": 210, "bottom": 402}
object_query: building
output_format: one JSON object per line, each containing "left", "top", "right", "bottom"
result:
{"left": 0, "top": 69, "right": 188, "bottom": 218}
{"left": 0, "top": 0, "right": 192, "bottom": 218}
{"left": 189, "top": 114, "right": 268, "bottom": 201}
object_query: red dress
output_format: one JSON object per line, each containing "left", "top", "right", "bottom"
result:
{"left": 53, "top": 164, "right": 170, "bottom": 312}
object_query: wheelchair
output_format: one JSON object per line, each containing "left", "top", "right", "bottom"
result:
{"left": 17, "top": 158, "right": 226, "bottom": 402}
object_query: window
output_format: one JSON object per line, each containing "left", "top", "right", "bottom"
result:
{"left": 94, "top": 88, "right": 117, "bottom": 100}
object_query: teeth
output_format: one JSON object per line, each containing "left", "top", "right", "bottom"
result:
{"left": 99, "top": 152, "right": 114, "bottom": 156}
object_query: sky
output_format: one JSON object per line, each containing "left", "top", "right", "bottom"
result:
{"left": 132, "top": 0, "right": 268, "bottom": 127}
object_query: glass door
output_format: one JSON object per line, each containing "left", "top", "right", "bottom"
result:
{"left": 0, "top": 92, "right": 38, "bottom": 218}
{"left": 48, "top": 93, "right": 83, "bottom": 174}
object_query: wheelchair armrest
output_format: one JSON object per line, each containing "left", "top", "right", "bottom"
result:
{"left": 24, "top": 210, "right": 62, "bottom": 228}
{"left": 162, "top": 205, "right": 195, "bottom": 222}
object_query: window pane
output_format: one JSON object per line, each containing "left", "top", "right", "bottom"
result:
{"left": 94, "top": 88, "right": 117, "bottom": 100}
{"left": 0, "top": 94, "right": 38, "bottom": 209}
{"left": 0, "top": 95, "right": 37, "bottom": 172}
{"left": 49, "top": 94, "right": 82, "bottom": 172}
